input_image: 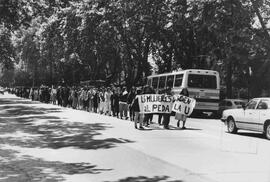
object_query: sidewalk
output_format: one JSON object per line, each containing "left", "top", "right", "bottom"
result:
{"left": 1, "top": 94, "right": 270, "bottom": 182}
{"left": 0, "top": 94, "right": 217, "bottom": 182}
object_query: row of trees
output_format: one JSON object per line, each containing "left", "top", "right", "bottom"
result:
{"left": 0, "top": 0, "right": 270, "bottom": 98}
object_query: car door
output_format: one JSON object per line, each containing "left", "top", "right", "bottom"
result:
{"left": 238, "top": 99, "right": 259, "bottom": 130}
{"left": 257, "top": 99, "right": 270, "bottom": 132}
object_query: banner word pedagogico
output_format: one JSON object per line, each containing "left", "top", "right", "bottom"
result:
{"left": 138, "top": 94, "right": 173, "bottom": 113}
{"left": 172, "top": 95, "right": 196, "bottom": 116}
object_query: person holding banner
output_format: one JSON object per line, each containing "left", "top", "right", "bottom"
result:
{"left": 127, "top": 87, "right": 136, "bottom": 121}
{"left": 119, "top": 87, "right": 129, "bottom": 120}
{"left": 175, "top": 88, "right": 189, "bottom": 129}
{"left": 132, "top": 88, "right": 144, "bottom": 129}
{"left": 143, "top": 86, "right": 155, "bottom": 126}
{"left": 157, "top": 88, "right": 166, "bottom": 125}
{"left": 111, "top": 87, "right": 120, "bottom": 117}
{"left": 163, "top": 87, "right": 172, "bottom": 129}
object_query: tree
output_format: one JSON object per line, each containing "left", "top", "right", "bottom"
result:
{"left": 0, "top": 25, "right": 14, "bottom": 70}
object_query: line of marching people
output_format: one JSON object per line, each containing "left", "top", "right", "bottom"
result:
{"left": 10, "top": 85, "right": 189, "bottom": 130}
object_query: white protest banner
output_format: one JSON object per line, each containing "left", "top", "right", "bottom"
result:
{"left": 138, "top": 94, "right": 173, "bottom": 114}
{"left": 172, "top": 95, "right": 196, "bottom": 116}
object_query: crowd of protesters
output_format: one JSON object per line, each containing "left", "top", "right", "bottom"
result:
{"left": 9, "top": 84, "right": 188, "bottom": 130}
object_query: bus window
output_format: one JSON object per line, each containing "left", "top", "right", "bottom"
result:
{"left": 167, "top": 75, "right": 174, "bottom": 88}
{"left": 147, "top": 78, "right": 152, "bottom": 87}
{"left": 174, "top": 74, "right": 183, "bottom": 87}
{"left": 152, "top": 77, "right": 158, "bottom": 89}
{"left": 159, "top": 76, "right": 166, "bottom": 89}
{"left": 188, "top": 74, "right": 217, "bottom": 89}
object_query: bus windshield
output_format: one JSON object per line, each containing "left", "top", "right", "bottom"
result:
{"left": 188, "top": 74, "right": 217, "bottom": 89}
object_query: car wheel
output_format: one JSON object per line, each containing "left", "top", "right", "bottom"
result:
{"left": 264, "top": 122, "right": 270, "bottom": 140}
{"left": 227, "top": 117, "right": 237, "bottom": 134}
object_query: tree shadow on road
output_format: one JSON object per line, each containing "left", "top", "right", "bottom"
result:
{"left": 0, "top": 97, "right": 137, "bottom": 181}
{"left": 0, "top": 104, "right": 62, "bottom": 117}
{"left": 105, "top": 176, "right": 183, "bottom": 182}
{"left": 0, "top": 98, "right": 134, "bottom": 150}
{"left": 0, "top": 148, "right": 112, "bottom": 182}
{"left": 0, "top": 98, "right": 43, "bottom": 105}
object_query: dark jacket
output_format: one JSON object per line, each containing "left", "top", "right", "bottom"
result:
{"left": 127, "top": 91, "right": 136, "bottom": 104}
{"left": 131, "top": 96, "right": 140, "bottom": 112}
{"left": 120, "top": 92, "right": 128, "bottom": 103}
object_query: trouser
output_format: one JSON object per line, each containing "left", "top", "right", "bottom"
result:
{"left": 129, "top": 105, "right": 135, "bottom": 121}
{"left": 163, "top": 114, "right": 171, "bottom": 128}
{"left": 143, "top": 114, "right": 152, "bottom": 125}
{"left": 57, "top": 98, "right": 62, "bottom": 106}
{"left": 119, "top": 102, "right": 128, "bottom": 119}
{"left": 72, "top": 98, "right": 78, "bottom": 109}
{"left": 158, "top": 114, "right": 163, "bottom": 125}
{"left": 82, "top": 99, "right": 88, "bottom": 110}
{"left": 99, "top": 102, "right": 105, "bottom": 113}
{"left": 94, "top": 106, "right": 98, "bottom": 113}
{"left": 134, "top": 112, "right": 144, "bottom": 128}
{"left": 89, "top": 99, "right": 93, "bottom": 112}
{"left": 112, "top": 104, "right": 119, "bottom": 117}
{"left": 105, "top": 102, "right": 111, "bottom": 115}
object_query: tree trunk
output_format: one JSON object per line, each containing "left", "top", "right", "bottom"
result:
{"left": 250, "top": 0, "right": 270, "bottom": 44}
{"left": 226, "top": 58, "right": 233, "bottom": 98}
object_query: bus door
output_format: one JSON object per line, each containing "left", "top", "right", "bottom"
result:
{"left": 172, "top": 74, "right": 184, "bottom": 94}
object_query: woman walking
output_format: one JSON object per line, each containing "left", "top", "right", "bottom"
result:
{"left": 175, "top": 88, "right": 189, "bottom": 129}
{"left": 93, "top": 89, "right": 99, "bottom": 113}
{"left": 72, "top": 87, "right": 78, "bottom": 109}
{"left": 51, "top": 86, "right": 57, "bottom": 105}
{"left": 132, "top": 88, "right": 143, "bottom": 129}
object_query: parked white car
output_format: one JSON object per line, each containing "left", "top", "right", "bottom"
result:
{"left": 218, "top": 99, "right": 247, "bottom": 116}
{"left": 221, "top": 98, "right": 270, "bottom": 140}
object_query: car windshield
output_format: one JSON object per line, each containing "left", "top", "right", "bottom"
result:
{"left": 234, "top": 101, "right": 245, "bottom": 106}
{"left": 246, "top": 99, "right": 258, "bottom": 109}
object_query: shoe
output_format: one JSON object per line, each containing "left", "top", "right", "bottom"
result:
{"left": 164, "top": 126, "right": 169, "bottom": 129}
{"left": 135, "top": 125, "right": 137, "bottom": 129}
{"left": 139, "top": 126, "right": 144, "bottom": 130}
{"left": 182, "top": 126, "right": 186, "bottom": 129}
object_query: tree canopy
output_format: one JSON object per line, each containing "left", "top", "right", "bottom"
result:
{"left": 0, "top": 0, "right": 270, "bottom": 98}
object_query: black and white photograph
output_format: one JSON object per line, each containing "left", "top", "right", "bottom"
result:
{"left": 0, "top": 0, "right": 270, "bottom": 181}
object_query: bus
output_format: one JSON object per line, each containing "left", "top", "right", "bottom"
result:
{"left": 147, "top": 69, "right": 220, "bottom": 115}
{"left": 80, "top": 80, "right": 106, "bottom": 87}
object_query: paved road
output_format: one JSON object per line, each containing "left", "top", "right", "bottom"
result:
{"left": 0, "top": 93, "right": 269, "bottom": 182}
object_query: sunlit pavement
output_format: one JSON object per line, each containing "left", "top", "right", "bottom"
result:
{"left": 0, "top": 93, "right": 270, "bottom": 182}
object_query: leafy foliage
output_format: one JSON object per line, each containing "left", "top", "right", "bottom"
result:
{"left": 0, "top": 0, "right": 270, "bottom": 97}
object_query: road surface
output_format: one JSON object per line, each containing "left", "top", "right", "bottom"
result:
{"left": 0, "top": 93, "right": 269, "bottom": 182}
